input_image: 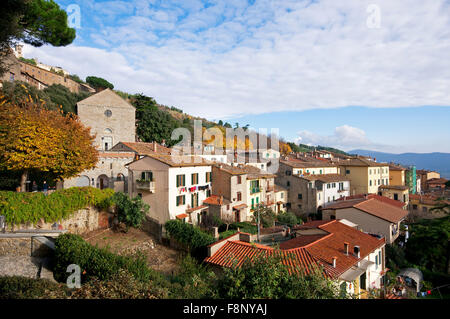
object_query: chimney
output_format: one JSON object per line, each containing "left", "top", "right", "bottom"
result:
{"left": 354, "top": 245, "right": 360, "bottom": 258}
{"left": 344, "top": 242, "right": 349, "bottom": 255}
{"left": 220, "top": 196, "right": 223, "bottom": 205}
{"left": 332, "top": 257, "right": 337, "bottom": 268}
{"left": 153, "top": 142, "right": 157, "bottom": 153}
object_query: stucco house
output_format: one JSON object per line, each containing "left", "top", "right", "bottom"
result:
{"left": 127, "top": 154, "right": 212, "bottom": 226}
{"left": 322, "top": 196, "right": 409, "bottom": 244}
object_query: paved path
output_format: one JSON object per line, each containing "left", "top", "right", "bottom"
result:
{"left": 0, "top": 256, "right": 56, "bottom": 282}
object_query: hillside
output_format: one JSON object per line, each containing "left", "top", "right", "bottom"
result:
{"left": 349, "top": 149, "right": 450, "bottom": 178}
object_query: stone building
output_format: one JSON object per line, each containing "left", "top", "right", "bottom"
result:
{"left": 64, "top": 89, "right": 136, "bottom": 191}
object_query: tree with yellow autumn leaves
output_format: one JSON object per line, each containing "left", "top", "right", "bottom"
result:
{"left": 0, "top": 94, "right": 98, "bottom": 191}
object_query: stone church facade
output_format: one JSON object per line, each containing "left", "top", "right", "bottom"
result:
{"left": 63, "top": 89, "right": 136, "bottom": 191}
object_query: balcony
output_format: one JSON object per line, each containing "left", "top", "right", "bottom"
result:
{"left": 266, "top": 185, "right": 274, "bottom": 192}
{"left": 136, "top": 180, "right": 155, "bottom": 192}
{"left": 338, "top": 187, "right": 350, "bottom": 193}
{"left": 250, "top": 187, "right": 261, "bottom": 194}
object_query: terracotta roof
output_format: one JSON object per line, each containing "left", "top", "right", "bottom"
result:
{"left": 388, "top": 164, "right": 406, "bottom": 171}
{"left": 146, "top": 154, "right": 213, "bottom": 167}
{"left": 214, "top": 163, "right": 275, "bottom": 179}
{"left": 186, "top": 205, "right": 208, "bottom": 213}
{"left": 203, "top": 195, "right": 231, "bottom": 206}
{"left": 113, "top": 141, "right": 172, "bottom": 155}
{"left": 426, "top": 178, "right": 448, "bottom": 185}
{"left": 338, "top": 158, "right": 388, "bottom": 167}
{"left": 336, "top": 194, "right": 405, "bottom": 209}
{"left": 233, "top": 203, "right": 248, "bottom": 210}
{"left": 379, "top": 185, "right": 409, "bottom": 191}
{"left": 204, "top": 239, "right": 325, "bottom": 276}
{"left": 176, "top": 214, "right": 188, "bottom": 219}
{"left": 325, "top": 197, "right": 408, "bottom": 222}
{"left": 353, "top": 199, "right": 408, "bottom": 223}
{"left": 281, "top": 158, "right": 337, "bottom": 168}
{"left": 285, "top": 220, "right": 386, "bottom": 278}
{"left": 205, "top": 220, "right": 386, "bottom": 280}
{"left": 300, "top": 174, "right": 350, "bottom": 183}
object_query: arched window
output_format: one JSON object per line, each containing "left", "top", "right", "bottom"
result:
{"left": 104, "top": 128, "right": 113, "bottom": 134}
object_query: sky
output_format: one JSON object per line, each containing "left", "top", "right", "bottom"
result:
{"left": 21, "top": 0, "right": 450, "bottom": 153}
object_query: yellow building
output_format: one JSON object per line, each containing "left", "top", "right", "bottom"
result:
{"left": 388, "top": 164, "right": 406, "bottom": 186}
{"left": 339, "top": 158, "right": 389, "bottom": 195}
{"left": 378, "top": 185, "right": 409, "bottom": 208}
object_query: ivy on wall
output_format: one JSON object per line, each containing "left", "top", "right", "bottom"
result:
{"left": 0, "top": 187, "right": 114, "bottom": 225}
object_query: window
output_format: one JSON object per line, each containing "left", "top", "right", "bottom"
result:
{"left": 237, "top": 192, "right": 242, "bottom": 201}
{"left": 206, "top": 189, "right": 211, "bottom": 197}
{"left": 346, "top": 169, "right": 350, "bottom": 174}
{"left": 176, "top": 174, "right": 185, "bottom": 187}
{"left": 328, "top": 197, "right": 330, "bottom": 202}
{"left": 237, "top": 175, "right": 241, "bottom": 184}
{"left": 206, "top": 172, "right": 212, "bottom": 183}
{"left": 191, "top": 173, "right": 199, "bottom": 185}
{"left": 104, "top": 110, "right": 112, "bottom": 117}
{"left": 280, "top": 192, "right": 284, "bottom": 198}
{"left": 141, "top": 171, "right": 153, "bottom": 181}
{"left": 298, "top": 193, "right": 302, "bottom": 199}
{"left": 394, "top": 194, "right": 398, "bottom": 201}
{"left": 332, "top": 183, "right": 336, "bottom": 188}
{"left": 369, "top": 180, "right": 372, "bottom": 186}
{"left": 375, "top": 255, "right": 378, "bottom": 269}
{"left": 369, "top": 169, "right": 372, "bottom": 175}
{"left": 287, "top": 181, "right": 290, "bottom": 187}
{"left": 320, "top": 170, "right": 323, "bottom": 174}
{"left": 9, "top": 72, "right": 15, "bottom": 82}
{"left": 176, "top": 195, "right": 185, "bottom": 206}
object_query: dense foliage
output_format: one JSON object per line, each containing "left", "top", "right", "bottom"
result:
{"left": 53, "top": 233, "right": 162, "bottom": 284}
{"left": 0, "top": 0, "right": 75, "bottom": 76}
{"left": 165, "top": 219, "right": 215, "bottom": 253}
{"left": 0, "top": 93, "right": 98, "bottom": 189}
{"left": 0, "top": 187, "right": 114, "bottom": 226}
{"left": 217, "top": 253, "right": 342, "bottom": 299}
{"left": 0, "top": 276, "right": 69, "bottom": 299}
{"left": 252, "top": 205, "right": 276, "bottom": 228}
{"left": 405, "top": 216, "right": 450, "bottom": 273}
{"left": 132, "top": 93, "right": 184, "bottom": 147}
{"left": 112, "top": 192, "right": 149, "bottom": 230}
{"left": 0, "top": 81, "right": 91, "bottom": 114}
{"left": 85, "top": 76, "right": 114, "bottom": 90}
{"left": 276, "top": 211, "right": 302, "bottom": 226}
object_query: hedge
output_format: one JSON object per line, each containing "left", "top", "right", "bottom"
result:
{"left": 0, "top": 187, "right": 115, "bottom": 225}
{"left": 53, "top": 233, "right": 164, "bottom": 285}
{"left": 165, "top": 220, "right": 215, "bottom": 251}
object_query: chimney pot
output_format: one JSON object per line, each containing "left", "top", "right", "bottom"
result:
{"left": 332, "top": 257, "right": 337, "bottom": 268}
{"left": 344, "top": 242, "right": 349, "bottom": 255}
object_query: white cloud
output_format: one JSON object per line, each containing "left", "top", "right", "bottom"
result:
{"left": 22, "top": 0, "right": 450, "bottom": 119}
{"left": 295, "top": 125, "right": 403, "bottom": 152}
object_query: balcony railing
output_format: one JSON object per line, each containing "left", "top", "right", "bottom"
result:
{"left": 136, "top": 180, "right": 155, "bottom": 192}
{"left": 250, "top": 187, "right": 261, "bottom": 194}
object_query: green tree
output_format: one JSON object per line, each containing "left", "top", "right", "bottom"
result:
{"left": 132, "top": 93, "right": 182, "bottom": 147}
{"left": 112, "top": 192, "right": 149, "bottom": 231}
{"left": 1, "top": 0, "right": 75, "bottom": 75}
{"left": 253, "top": 204, "right": 276, "bottom": 228}
{"left": 85, "top": 76, "right": 114, "bottom": 91}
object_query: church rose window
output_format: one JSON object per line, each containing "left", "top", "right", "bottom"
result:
{"left": 105, "top": 109, "right": 112, "bottom": 117}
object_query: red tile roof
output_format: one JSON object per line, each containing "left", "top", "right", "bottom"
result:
{"left": 205, "top": 220, "right": 386, "bottom": 280}
{"left": 203, "top": 195, "right": 231, "bottom": 206}
{"left": 326, "top": 196, "right": 408, "bottom": 223}
{"left": 336, "top": 194, "right": 405, "bottom": 209}
{"left": 176, "top": 214, "right": 188, "bottom": 219}
{"left": 204, "top": 239, "right": 325, "bottom": 276}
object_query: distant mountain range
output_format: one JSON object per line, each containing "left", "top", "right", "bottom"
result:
{"left": 348, "top": 150, "right": 450, "bottom": 179}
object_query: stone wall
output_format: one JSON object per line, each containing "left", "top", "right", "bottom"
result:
{"left": 14, "top": 206, "right": 114, "bottom": 235}
{"left": 0, "top": 236, "right": 54, "bottom": 257}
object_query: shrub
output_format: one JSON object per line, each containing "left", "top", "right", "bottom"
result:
{"left": 277, "top": 211, "right": 301, "bottom": 226}
{"left": 0, "top": 276, "right": 69, "bottom": 299}
{"left": 112, "top": 192, "right": 149, "bottom": 230}
{"left": 165, "top": 220, "right": 215, "bottom": 254}
{"left": 0, "top": 187, "right": 114, "bottom": 226}
{"left": 219, "top": 229, "right": 238, "bottom": 239}
{"left": 53, "top": 233, "right": 161, "bottom": 284}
